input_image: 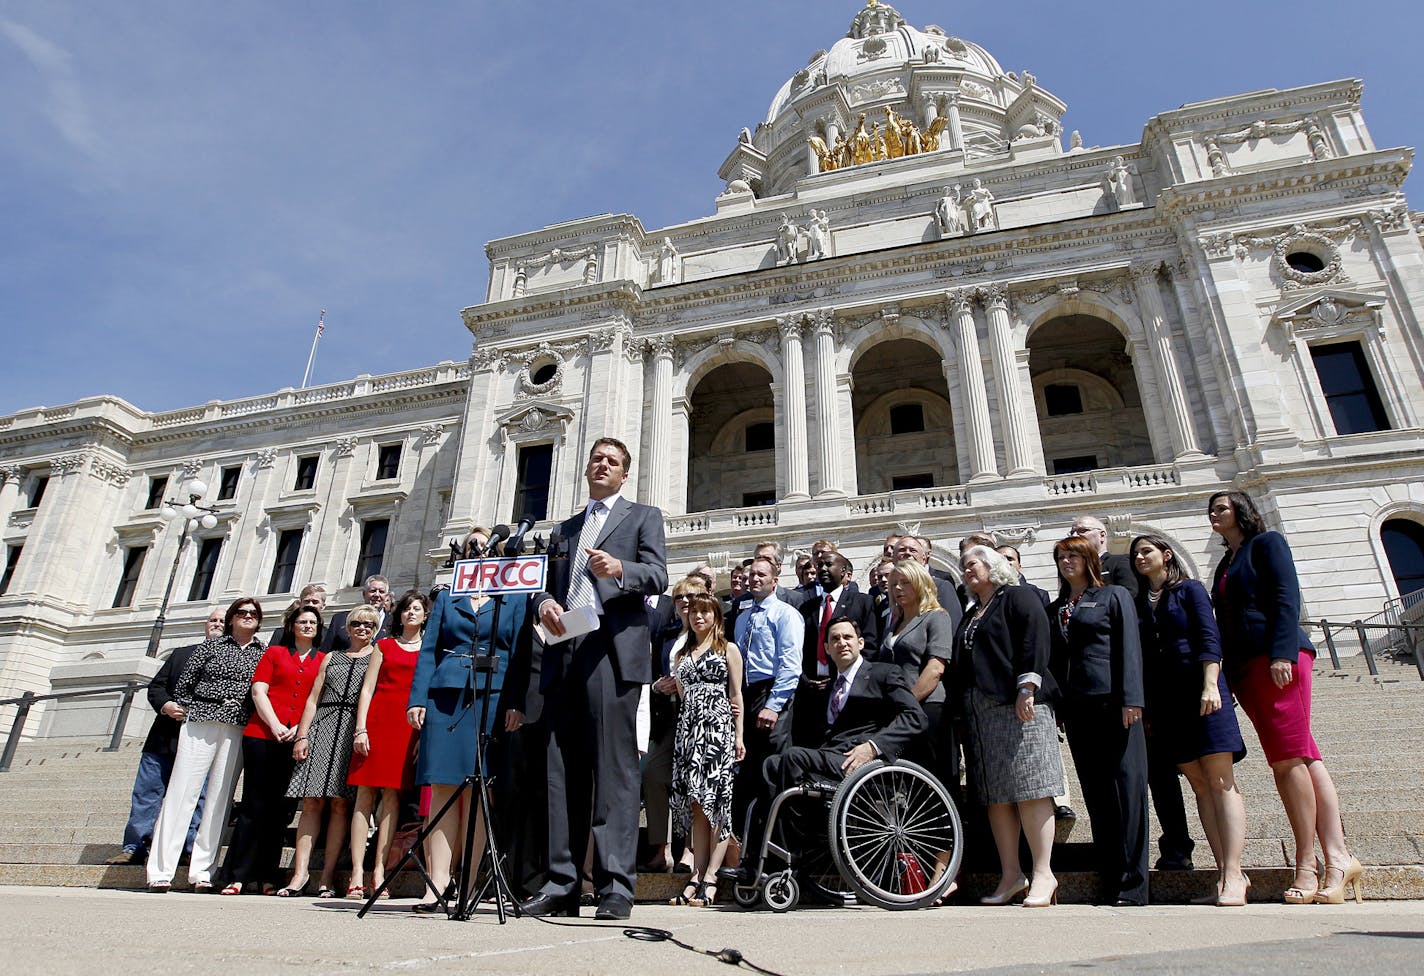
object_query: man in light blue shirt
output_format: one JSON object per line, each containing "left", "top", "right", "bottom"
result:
{"left": 731, "top": 556, "right": 803, "bottom": 840}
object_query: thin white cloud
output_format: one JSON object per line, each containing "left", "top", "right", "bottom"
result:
{"left": 0, "top": 16, "right": 103, "bottom": 159}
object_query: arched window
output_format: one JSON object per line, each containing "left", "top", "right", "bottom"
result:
{"left": 1381, "top": 519, "right": 1424, "bottom": 597}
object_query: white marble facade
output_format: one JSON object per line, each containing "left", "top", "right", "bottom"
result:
{"left": 4, "top": 2, "right": 1424, "bottom": 732}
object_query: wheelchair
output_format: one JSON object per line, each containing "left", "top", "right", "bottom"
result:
{"left": 728, "top": 759, "right": 962, "bottom": 912}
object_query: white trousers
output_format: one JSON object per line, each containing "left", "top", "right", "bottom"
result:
{"left": 146, "top": 722, "right": 244, "bottom": 885}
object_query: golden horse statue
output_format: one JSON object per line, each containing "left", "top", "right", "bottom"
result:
{"left": 808, "top": 135, "right": 838, "bottom": 172}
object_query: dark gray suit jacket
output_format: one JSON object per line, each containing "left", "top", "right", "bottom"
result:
{"left": 884, "top": 609, "right": 955, "bottom": 704}
{"left": 535, "top": 495, "right": 668, "bottom": 689}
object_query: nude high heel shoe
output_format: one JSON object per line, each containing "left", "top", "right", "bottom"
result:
{"left": 1314, "top": 857, "right": 1363, "bottom": 904}
{"left": 978, "top": 876, "right": 1029, "bottom": 905}
{"left": 1023, "top": 880, "right": 1058, "bottom": 908}
{"left": 1283, "top": 858, "right": 1322, "bottom": 905}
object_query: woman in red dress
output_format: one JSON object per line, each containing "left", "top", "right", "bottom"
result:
{"left": 348, "top": 589, "right": 428, "bottom": 896}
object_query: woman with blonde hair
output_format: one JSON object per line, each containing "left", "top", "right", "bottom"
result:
{"left": 885, "top": 559, "right": 956, "bottom": 789}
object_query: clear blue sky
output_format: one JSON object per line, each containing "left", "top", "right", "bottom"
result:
{"left": 3, "top": 0, "right": 1420, "bottom": 415}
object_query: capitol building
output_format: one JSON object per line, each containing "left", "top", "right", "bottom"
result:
{"left": 4, "top": 1, "right": 1424, "bottom": 734}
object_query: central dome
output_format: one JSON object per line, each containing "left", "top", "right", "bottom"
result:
{"left": 720, "top": 2, "right": 1064, "bottom": 198}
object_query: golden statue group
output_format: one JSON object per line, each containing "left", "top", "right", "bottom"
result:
{"left": 809, "top": 107, "right": 949, "bottom": 172}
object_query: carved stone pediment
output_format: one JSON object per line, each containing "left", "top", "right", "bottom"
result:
{"left": 495, "top": 401, "right": 574, "bottom": 442}
{"left": 1273, "top": 288, "right": 1386, "bottom": 339}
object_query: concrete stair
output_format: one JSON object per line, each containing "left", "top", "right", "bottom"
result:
{"left": 2, "top": 650, "right": 1422, "bottom": 903}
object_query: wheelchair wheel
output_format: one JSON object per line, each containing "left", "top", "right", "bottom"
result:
{"left": 731, "top": 882, "right": 761, "bottom": 909}
{"left": 827, "top": 759, "right": 962, "bottom": 911}
{"left": 795, "top": 827, "right": 858, "bottom": 906}
{"left": 762, "top": 871, "right": 799, "bottom": 913}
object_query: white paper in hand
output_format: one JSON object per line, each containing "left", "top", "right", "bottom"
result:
{"left": 536, "top": 604, "right": 599, "bottom": 645}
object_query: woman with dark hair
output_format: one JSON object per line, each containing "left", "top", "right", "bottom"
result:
{"left": 1130, "top": 533, "right": 1248, "bottom": 907}
{"left": 666, "top": 592, "right": 745, "bottom": 907}
{"left": 287, "top": 604, "right": 377, "bottom": 897}
{"left": 221, "top": 605, "right": 325, "bottom": 895}
{"left": 146, "top": 597, "right": 266, "bottom": 893}
{"left": 1207, "top": 490, "right": 1361, "bottom": 904}
{"left": 1048, "top": 536, "right": 1149, "bottom": 906}
{"left": 954, "top": 546, "right": 1062, "bottom": 908}
{"left": 348, "top": 589, "right": 429, "bottom": 898}
{"left": 407, "top": 567, "right": 533, "bottom": 913}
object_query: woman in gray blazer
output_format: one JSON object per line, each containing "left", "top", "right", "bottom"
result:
{"left": 885, "top": 560, "right": 955, "bottom": 793}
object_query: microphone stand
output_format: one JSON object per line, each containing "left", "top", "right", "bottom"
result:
{"left": 358, "top": 541, "right": 520, "bottom": 924}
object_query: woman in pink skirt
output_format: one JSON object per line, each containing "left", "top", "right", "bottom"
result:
{"left": 1208, "top": 490, "right": 1361, "bottom": 905}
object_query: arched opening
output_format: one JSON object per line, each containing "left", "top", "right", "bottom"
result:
{"left": 687, "top": 362, "right": 775, "bottom": 512}
{"left": 1028, "top": 316, "right": 1153, "bottom": 473}
{"left": 1382, "top": 518, "right": 1424, "bottom": 598}
{"left": 852, "top": 338, "right": 959, "bottom": 493}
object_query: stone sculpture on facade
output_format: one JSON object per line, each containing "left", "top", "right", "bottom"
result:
{"left": 1104, "top": 155, "right": 1135, "bottom": 210}
{"left": 935, "top": 184, "right": 965, "bottom": 238}
{"left": 775, "top": 215, "right": 802, "bottom": 265}
{"left": 967, "top": 179, "right": 998, "bottom": 232}
{"left": 807, "top": 210, "right": 831, "bottom": 260}
{"left": 654, "top": 237, "right": 680, "bottom": 284}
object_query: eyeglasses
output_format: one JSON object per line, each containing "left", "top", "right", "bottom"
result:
{"left": 349, "top": 621, "right": 376, "bottom": 630}
{"left": 233, "top": 609, "right": 259, "bottom": 618}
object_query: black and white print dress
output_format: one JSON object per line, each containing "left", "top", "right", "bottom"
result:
{"left": 670, "top": 649, "right": 736, "bottom": 840}
{"left": 287, "top": 650, "right": 369, "bottom": 801}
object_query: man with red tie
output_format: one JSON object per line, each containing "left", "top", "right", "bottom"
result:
{"left": 795, "top": 551, "right": 880, "bottom": 746}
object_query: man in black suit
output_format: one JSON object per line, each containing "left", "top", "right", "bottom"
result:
{"left": 795, "top": 552, "right": 880, "bottom": 745}
{"left": 107, "top": 610, "right": 225, "bottom": 864}
{"left": 1069, "top": 514, "right": 1191, "bottom": 870}
{"left": 322, "top": 575, "right": 394, "bottom": 651}
{"left": 722, "top": 615, "right": 926, "bottom": 886}
{"left": 521, "top": 437, "right": 668, "bottom": 921}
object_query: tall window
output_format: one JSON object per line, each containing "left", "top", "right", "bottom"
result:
{"left": 513, "top": 444, "right": 553, "bottom": 522}
{"left": 1044, "top": 383, "right": 1085, "bottom": 417}
{"left": 1311, "top": 342, "right": 1390, "bottom": 435}
{"left": 112, "top": 546, "right": 148, "bottom": 608}
{"left": 188, "top": 538, "right": 223, "bottom": 602}
{"left": 353, "top": 519, "right": 389, "bottom": 586}
{"left": 0, "top": 545, "right": 22, "bottom": 595}
{"left": 217, "top": 465, "right": 241, "bottom": 500}
{"left": 268, "top": 529, "right": 303, "bottom": 594}
{"left": 376, "top": 444, "right": 402, "bottom": 480}
{"left": 25, "top": 475, "right": 48, "bottom": 509}
{"left": 1382, "top": 519, "right": 1424, "bottom": 598}
{"left": 144, "top": 476, "right": 169, "bottom": 510}
{"left": 889, "top": 403, "right": 926, "bottom": 435}
{"left": 293, "top": 455, "right": 319, "bottom": 491}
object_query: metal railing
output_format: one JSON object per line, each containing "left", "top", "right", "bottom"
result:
{"left": 0, "top": 682, "right": 145, "bottom": 773}
{"left": 1312, "top": 619, "right": 1424, "bottom": 681}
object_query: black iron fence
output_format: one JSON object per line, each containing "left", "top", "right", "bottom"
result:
{"left": 1311, "top": 618, "right": 1424, "bottom": 681}
{"left": 0, "top": 682, "right": 145, "bottom": 773}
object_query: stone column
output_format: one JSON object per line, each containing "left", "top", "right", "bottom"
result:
{"left": 1166, "top": 261, "right": 1234, "bottom": 453}
{"left": 947, "top": 289, "right": 998, "bottom": 480}
{"left": 777, "top": 316, "right": 811, "bottom": 500}
{"left": 0, "top": 465, "right": 22, "bottom": 531}
{"left": 824, "top": 117, "right": 841, "bottom": 148}
{"left": 644, "top": 335, "right": 676, "bottom": 511}
{"left": 980, "top": 285, "right": 1036, "bottom": 476}
{"left": 945, "top": 93, "right": 965, "bottom": 151}
{"left": 809, "top": 311, "right": 845, "bottom": 497}
{"left": 1131, "top": 261, "right": 1202, "bottom": 459}
{"left": 919, "top": 95, "right": 940, "bottom": 136}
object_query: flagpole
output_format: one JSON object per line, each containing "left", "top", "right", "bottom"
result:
{"left": 300, "top": 309, "right": 325, "bottom": 389}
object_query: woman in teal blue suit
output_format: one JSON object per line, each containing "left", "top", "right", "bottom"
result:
{"left": 406, "top": 556, "right": 534, "bottom": 911}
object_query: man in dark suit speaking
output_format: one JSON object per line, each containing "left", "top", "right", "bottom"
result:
{"left": 520, "top": 437, "right": 667, "bottom": 921}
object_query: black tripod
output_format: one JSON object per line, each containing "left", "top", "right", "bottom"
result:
{"left": 358, "top": 592, "right": 520, "bottom": 923}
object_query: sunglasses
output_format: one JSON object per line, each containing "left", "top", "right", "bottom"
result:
{"left": 349, "top": 621, "right": 376, "bottom": 630}
{"left": 233, "top": 609, "right": 260, "bottom": 618}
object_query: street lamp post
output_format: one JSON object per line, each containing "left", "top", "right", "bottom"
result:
{"left": 144, "top": 478, "right": 221, "bottom": 658}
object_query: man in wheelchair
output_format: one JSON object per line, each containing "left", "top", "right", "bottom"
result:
{"left": 719, "top": 615, "right": 928, "bottom": 896}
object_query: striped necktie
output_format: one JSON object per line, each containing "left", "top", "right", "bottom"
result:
{"left": 564, "top": 501, "right": 608, "bottom": 611}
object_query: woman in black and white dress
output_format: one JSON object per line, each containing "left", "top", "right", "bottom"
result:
{"left": 286, "top": 604, "right": 375, "bottom": 897}
{"left": 661, "top": 593, "right": 745, "bottom": 907}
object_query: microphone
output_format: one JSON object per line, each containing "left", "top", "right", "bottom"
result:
{"left": 486, "top": 524, "right": 512, "bottom": 556}
{"left": 504, "top": 514, "right": 538, "bottom": 555}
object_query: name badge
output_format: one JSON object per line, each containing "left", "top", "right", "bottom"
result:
{"left": 1079, "top": 601, "right": 1099, "bottom": 608}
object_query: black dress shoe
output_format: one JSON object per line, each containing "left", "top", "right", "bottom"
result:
{"left": 1154, "top": 856, "right": 1193, "bottom": 871}
{"left": 520, "top": 892, "right": 580, "bottom": 917}
{"left": 594, "top": 893, "right": 632, "bottom": 920}
{"left": 716, "top": 865, "right": 756, "bottom": 886}
{"left": 1053, "top": 805, "right": 1076, "bottom": 821}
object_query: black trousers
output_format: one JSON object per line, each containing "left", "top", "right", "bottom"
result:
{"left": 1065, "top": 698, "right": 1150, "bottom": 904}
{"left": 1145, "top": 725, "right": 1194, "bottom": 865}
{"left": 539, "top": 633, "right": 641, "bottom": 901}
{"left": 733, "top": 678, "right": 794, "bottom": 843}
{"left": 494, "top": 720, "right": 548, "bottom": 899}
{"left": 222, "top": 736, "right": 295, "bottom": 885}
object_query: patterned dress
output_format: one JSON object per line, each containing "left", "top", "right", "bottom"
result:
{"left": 670, "top": 649, "right": 736, "bottom": 840}
{"left": 287, "top": 650, "right": 370, "bottom": 800}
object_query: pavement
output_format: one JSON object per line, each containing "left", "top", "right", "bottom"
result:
{"left": 2, "top": 885, "right": 1423, "bottom": 975}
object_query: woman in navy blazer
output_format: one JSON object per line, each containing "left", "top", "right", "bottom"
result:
{"left": 405, "top": 566, "right": 533, "bottom": 912}
{"left": 1208, "top": 491, "right": 1361, "bottom": 905}
{"left": 1131, "top": 533, "right": 1248, "bottom": 907}
{"left": 1048, "top": 535, "right": 1150, "bottom": 906}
